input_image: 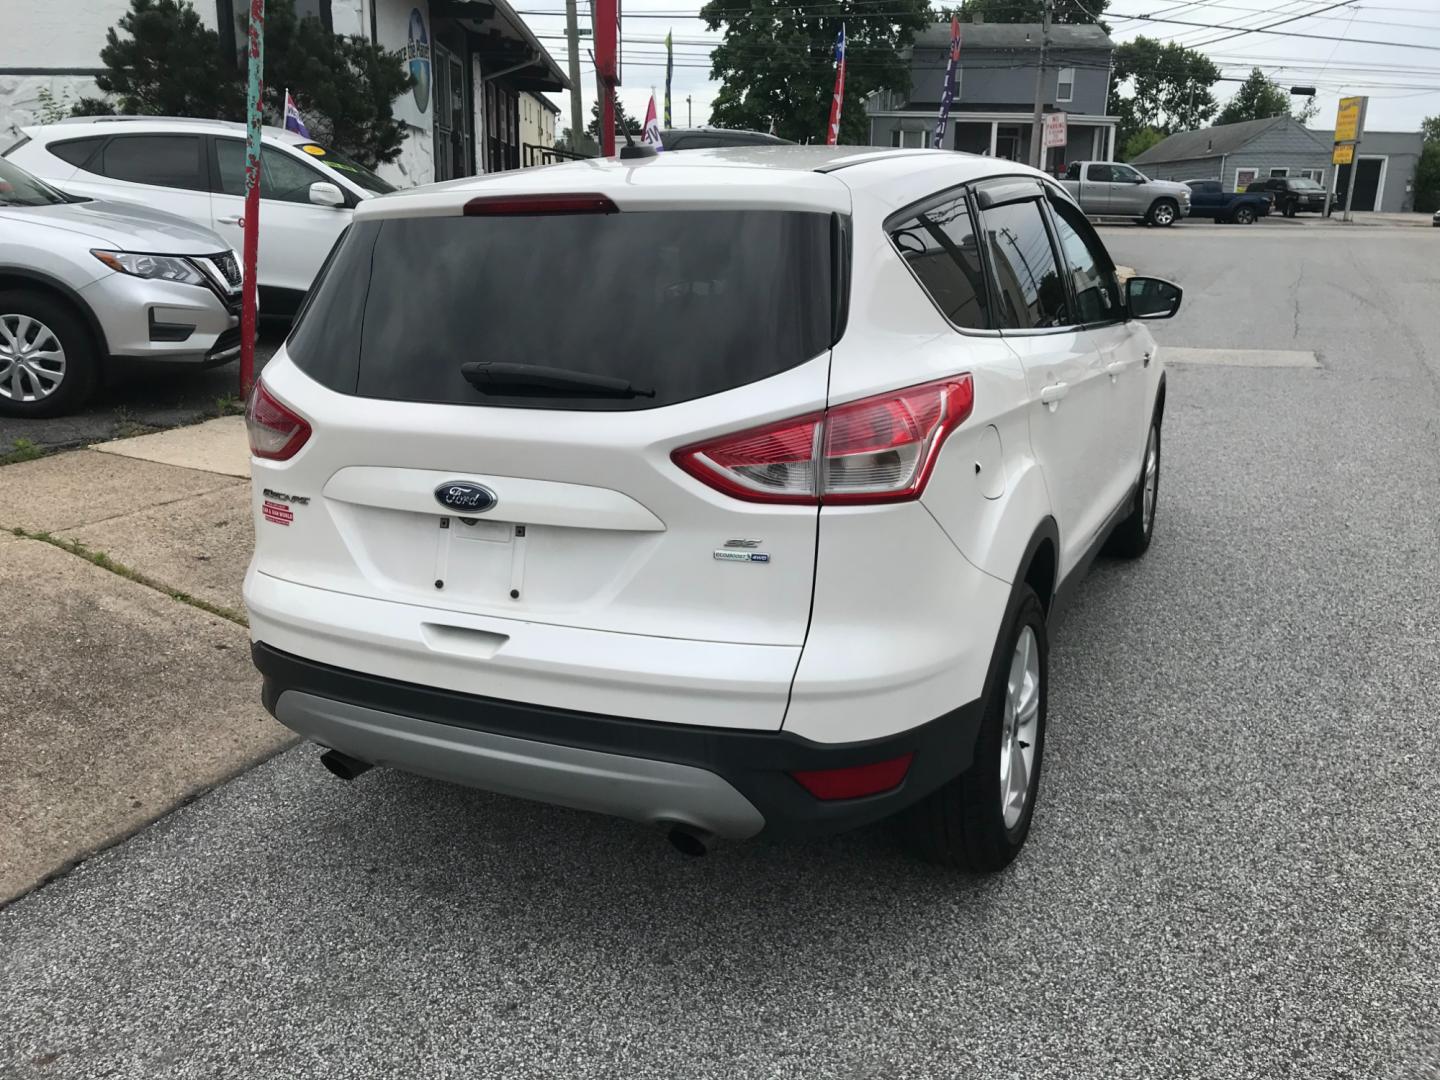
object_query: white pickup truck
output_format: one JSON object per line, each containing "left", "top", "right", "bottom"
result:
{"left": 1060, "top": 161, "right": 1192, "bottom": 227}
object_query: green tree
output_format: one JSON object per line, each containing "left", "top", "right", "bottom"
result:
{"left": 948, "top": 0, "right": 1109, "bottom": 24}
{"left": 1415, "top": 115, "right": 1440, "bottom": 213}
{"left": 700, "top": 0, "right": 932, "bottom": 144}
{"left": 556, "top": 126, "right": 599, "bottom": 156}
{"left": 1215, "top": 67, "right": 1292, "bottom": 126}
{"left": 87, "top": 0, "right": 412, "bottom": 166}
{"left": 1107, "top": 37, "right": 1219, "bottom": 153}
{"left": 250, "top": 0, "right": 413, "bottom": 166}
{"left": 92, "top": 0, "right": 242, "bottom": 118}
{"left": 588, "top": 96, "right": 639, "bottom": 142}
{"left": 1121, "top": 127, "right": 1164, "bottom": 162}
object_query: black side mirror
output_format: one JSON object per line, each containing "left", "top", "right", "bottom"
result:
{"left": 1126, "top": 276, "right": 1183, "bottom": 320}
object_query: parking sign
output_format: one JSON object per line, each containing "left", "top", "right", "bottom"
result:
{"left": 1043, "top": 112, "right": 1068, "bottom": 150}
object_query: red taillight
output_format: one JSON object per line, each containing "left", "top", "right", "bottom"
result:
{"left": 790, "top": 753, "right": 915, "bottom": 800}
{"left": 245, "top": 379, "right": 311, "bottom": 461}
{"left": 672, "top": 375, "right": 973, "bottom": 506}
{"left": 463, "top": 193, "right": 618, "bottom": 216}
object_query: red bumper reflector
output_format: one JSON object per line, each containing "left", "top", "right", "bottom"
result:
{"left": 790, "top": 753, "right": 915, "bottom": 801}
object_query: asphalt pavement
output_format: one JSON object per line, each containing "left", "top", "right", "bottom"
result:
{"left": 0, "top": 321, "right": 284, "bottom": 458}
{"left": 3, "top": 225, "right": 1440, "bottom": 1079}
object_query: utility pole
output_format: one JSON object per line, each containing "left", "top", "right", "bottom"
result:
{"left": 564, "top": 0, "right": 583, "bottom": 150}
{"left": 687, "top": 94, "right": 692, "bottom": 127}
{"left": 1029, "top": 0, "right": 1053, "bottom": 169}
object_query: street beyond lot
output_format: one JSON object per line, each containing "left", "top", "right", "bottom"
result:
{"left": 2, "top": 225, "right": 1440, "bottom": 1079}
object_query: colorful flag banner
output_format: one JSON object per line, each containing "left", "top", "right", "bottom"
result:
{"left": 932, "top": 18, "right": 961, "bottom": 149}
{"left": 284, "top": 89, "right": 310, "bottom": 138}
{"left": 664, "top": 30, "right": 673, "bottom": 128}
{"left": 643, "top": 93, "right": 665, "bottom": 150}
{"left": 826, "top": 24, "right": 846, "bottom": 146}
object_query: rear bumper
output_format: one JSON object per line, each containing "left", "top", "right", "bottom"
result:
{"left": 253, "top": 642, "right": 983, "bottom": 840}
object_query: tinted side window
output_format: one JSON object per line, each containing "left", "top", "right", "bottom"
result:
{"left": 1086, "top": 164, "right": 1113, "bottom": 182}
{"left": 48, "top": 137, "right": 104, "bottom": 168}
{"left": 97, "top": 135, "right": 205, "bottom": 189}
{"left": 1046, "top": 196, "right": 1119, "bottom": 325}
{"left": 979, "top": 199, "right": 1068, "bottom": 330}
{"left": 889, "top": 193, "right": 988, "bottom": 330}
{"left": 215, "top": 141, "right": 325, "bottom": 202}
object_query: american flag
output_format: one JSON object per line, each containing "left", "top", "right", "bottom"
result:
{"left": 933, "top": 18, "right": 962, "bottom": 149}
{"left": 826, "top": 24, "right": 846, "bottom": 146}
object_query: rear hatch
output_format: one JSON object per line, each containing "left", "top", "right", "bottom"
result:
{"left": 254, "top": 186, "right": 846, "bottom": 662}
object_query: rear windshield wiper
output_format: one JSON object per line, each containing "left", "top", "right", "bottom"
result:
{"left": 460, "top": 362, "right": 655, "bottom": 399}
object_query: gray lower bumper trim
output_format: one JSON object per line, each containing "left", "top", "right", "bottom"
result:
{"left": 275, "top": 691, "right": 766, "bottom": 839}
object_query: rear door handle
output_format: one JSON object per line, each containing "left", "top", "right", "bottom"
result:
{"left": 1106, "top": 360, "right": 1126, "bottom": 378}
{"left": 217, "top": 215, "right": 243, "bottom": 225}
{"left": 1039, "top": 382, "right": 1069, "bottom": 405}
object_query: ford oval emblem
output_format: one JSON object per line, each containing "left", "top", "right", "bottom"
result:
{"left": 435, "top": 481, "right": 497, "bottom": 513}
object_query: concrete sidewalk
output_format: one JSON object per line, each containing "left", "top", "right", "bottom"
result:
{"left": 0, "top": 418, "right": 289, "bottom": 904}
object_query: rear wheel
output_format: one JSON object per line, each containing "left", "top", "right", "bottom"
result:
{"left": 1234, "top": 205, "right": 1257, "bottom": 225}
{"left": 0, "top": 291, "right": 98, "bottom": 418}
{"left": 1148, "top": 199, "right": 1178, "bottom": 227}
{"left": 1106, "top": 418, "right": 1161, "bottom": 558}
{"left": 903, "top": 586, "right": 1047, "bottom": 872}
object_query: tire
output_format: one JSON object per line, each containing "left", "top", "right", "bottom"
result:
{"left": 1147, "top": 199, "right": 1178, "bottom": 227}
{"left": 902, "top": 586, "right": 1048, "bottom": 872}
{"left": 1234, "top": 206, "right": 1256, "bottom": 225}
{"left": 1105, "top": 415, "right": 1161, "bottom": 559}
{"left": 0, "top": 290, "right": 99, "bottom": 418}
{"left": 1283, "top": 201, "right": 1297, "bottom": 218}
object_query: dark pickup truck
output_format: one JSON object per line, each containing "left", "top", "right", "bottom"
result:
{"left": 1246, "top": 176, "right": 1328, "bottom": 217}
{"left": 1184, "top": 180, "right": 1271, "bottom": 224}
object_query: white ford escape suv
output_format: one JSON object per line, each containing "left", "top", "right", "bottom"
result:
{"left": 244, "top": 146, "right": 1180, "bottom": 871}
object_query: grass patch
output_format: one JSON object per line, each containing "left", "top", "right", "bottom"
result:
{"left": 0, "top": 438, "right": 44, "bottom": 467}
{"left": 214, "top": 394, "right": 246, "bottom": 417}
{"left": 12, "top": 527, "right": 248, "bottom": 627}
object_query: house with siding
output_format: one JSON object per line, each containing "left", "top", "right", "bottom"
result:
{"left": 865, "top": 20, "right": 1119, "bottom": 171}
{"left": 1129, "top": 116, "right": 1331, "bottom": 194}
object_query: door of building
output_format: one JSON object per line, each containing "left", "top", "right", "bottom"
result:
{"left": 1334, "top": 159, "right": 1384, "bottom": 211}
{"left": 433, "top": 42, "right": 471, "bottom": 181}
{"left": 995, "top": 126, "right": 1024, "bottom": 161}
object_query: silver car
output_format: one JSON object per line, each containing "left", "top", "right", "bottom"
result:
{"left": 0, "top": 154, "right": 242, "bottom": 417}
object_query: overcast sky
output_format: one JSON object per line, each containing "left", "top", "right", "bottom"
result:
{"left": 529, "top": 0, "right": 1440, "bottom": 139}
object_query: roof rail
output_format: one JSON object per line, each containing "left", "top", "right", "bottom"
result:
{"left": 56, "top": 115, "right": 246, "bottom": 128}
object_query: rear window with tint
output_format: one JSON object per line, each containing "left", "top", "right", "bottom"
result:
{"left": 287, "top": 209, "right": 836, "bottom": 411}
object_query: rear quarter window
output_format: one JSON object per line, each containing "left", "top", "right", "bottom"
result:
{"left": 47, "top": 137, "right": 104, "bottom": 169}
{"left": 287, "top": 209, "right": 837, "bottom": 411}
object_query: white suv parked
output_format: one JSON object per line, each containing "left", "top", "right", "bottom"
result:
{"left": 244, "top": 147, "right": 1180, "bottom": 870}
{"left": 6, "top": 117, "right": 395, "bottom": 316}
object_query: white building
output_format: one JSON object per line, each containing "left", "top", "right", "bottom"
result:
{"left": 0, "top": 0, "right": 569, "bottom": 187}
{"left": 519, "top": 91, "right": 559, "bottom": 167}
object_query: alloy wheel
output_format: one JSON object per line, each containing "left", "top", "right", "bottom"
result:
{"left": 0, "top": 314, "right": 66, "bottom": 402}
{"left": 1142, "top": 426, "right": 1159, "bottom": 532}
{"left": 999, "top": 625, "right": 1041, "bottom": 830}
{"left": 1153, "top": 204, "right": 1176, "bottom": 225}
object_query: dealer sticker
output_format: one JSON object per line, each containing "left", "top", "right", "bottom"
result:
{"left": 262, "top": 500, "right": 294, "bottom": 526}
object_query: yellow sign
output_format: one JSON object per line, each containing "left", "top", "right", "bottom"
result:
{"left": 300, "top": 144, "right": 328, "bottom": 157}
{"left": 1335, "top": 97, "right": 1363, "bottom": 143}
{"left": 1332, "top": 143, "right": 1354, "bottom": 166}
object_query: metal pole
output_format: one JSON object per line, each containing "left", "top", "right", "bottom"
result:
{"left": 1029, "top": 0, "right": 1052, "bottom": 169}
{"left": 564, "top": 0, "right": 583, "bottom": 150}
{"left": 1342, "top": 97, "right": 1367, "bottom": 223}
{"left": 240, "top": 0, "right": 263, "bottom": 397}
{"left": 687, "top": 94, "right": 691, "bottom": 127}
